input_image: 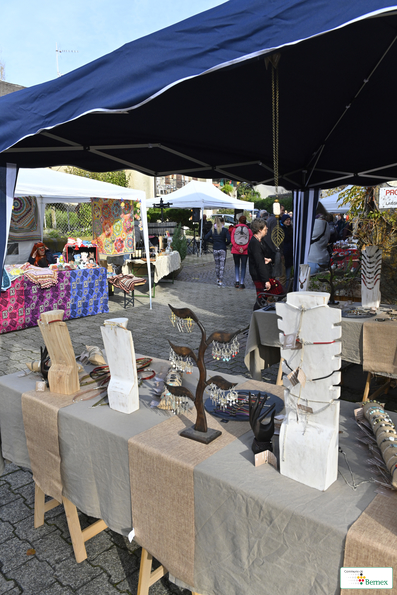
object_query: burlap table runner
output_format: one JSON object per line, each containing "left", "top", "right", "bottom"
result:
{"left": 128, "top": 381, "right": 284, "bottom": 587}
{"left": 21, "top": 389, "right": 77, "bottom": 502}
{"left": 342, "top": 493, "right": 397, "bottom": 594}
{"left": 363, "top": 319, "right": 397, "bottom": 376}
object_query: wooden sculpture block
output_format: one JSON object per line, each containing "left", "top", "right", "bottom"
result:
{"left": 38, "top": 310, "right": 80, "bottom": 395}
{"left": 100, "top": 318, "right": 139, "bottom": 414}
{"left": 361, "top": 245, "right": 382, "bottom": 309}
{"left": 276, "top": 292, "right": 342, "bottom": 491}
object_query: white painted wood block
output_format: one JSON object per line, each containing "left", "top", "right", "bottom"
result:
{"left": 275, "top": 292, "right": 342, "bottom": 491}
{"left": 298, "top": 264, "right": 311, "bottom": 291}
{"left": 361, "top": 246, "right": 382, "bottom": 309}
{"left": 100, "top": 318, "right": 139, "bottom": 414}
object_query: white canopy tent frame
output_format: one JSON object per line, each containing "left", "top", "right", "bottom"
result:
{"left": 147, "top": 181, "right": 254, "bottom": 254}
{"left": 9, "top": 167, "right": 153, "bottom": 308}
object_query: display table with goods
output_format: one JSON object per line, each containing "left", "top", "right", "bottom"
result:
{"left": 1, "top": 264, "right": 109, "bottom": 334}
{"left": 0, "top": 307, "right": 396, "bottom": 595}
{"left": 121, "top": 250, "right": 181, "bottom": 298}
{"left": 245, "top": 303, "right": 397, "bottom": 389}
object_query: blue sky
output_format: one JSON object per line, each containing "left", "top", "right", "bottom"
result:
{"left": 1, "top": 0, "right": 226, "bottom": 88}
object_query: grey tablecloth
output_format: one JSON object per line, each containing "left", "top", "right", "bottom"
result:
{"left": 0, "top": 360, "right": 245, "bottom": 535}
{"left": 244, "top": 309, "right": 367, "bottom": 380}
{"left": 0, "top": 362, "right": 392, "bottom": 595}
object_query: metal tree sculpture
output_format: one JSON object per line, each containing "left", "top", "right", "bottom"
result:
{"left": 165, "top": 304, "right": 239, "bottom": 444}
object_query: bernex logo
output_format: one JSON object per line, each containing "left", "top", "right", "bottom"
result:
{"left": 357, "top": 571, "right": 365, "bottom": 586}
{"left": 340, "top": 567, "right": 393, "bottom": 589}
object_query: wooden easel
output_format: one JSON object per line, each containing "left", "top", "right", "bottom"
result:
{"left": 34, "top": 484, "right": 107, "bottom": 563}
{"left": 137, "top": 548, "right": 201, "bottom": 595}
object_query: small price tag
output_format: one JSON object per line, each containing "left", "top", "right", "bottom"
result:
{"left": 283, "top": 333, "right": 301, "bottom": 350}
{"left": 255, "top": 450, "right": 278, "bottom": 469}
{"left": 287, "top": 367, "right": 306, "bottom": 387}
{"left": 297, "top": 403, "right": 313, "bottom": 414}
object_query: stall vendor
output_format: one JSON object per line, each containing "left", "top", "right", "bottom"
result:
{"left": 28, "top": 242, "right": 56, "bottom": 267}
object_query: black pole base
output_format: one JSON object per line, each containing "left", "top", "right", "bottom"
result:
{"left": 180, "top": 426, "right": 222, "bottom": 444}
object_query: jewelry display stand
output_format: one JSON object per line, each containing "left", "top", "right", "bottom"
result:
{"left": 361, "top": 246, "right": 382, "bottom": 309}
{"left": 276, "top": 292, "right": 342, "bottom": 491}
{"left": 38, "top": 310, "right": 80, "bottom": 395}
{"left": 100, "top": 318, "right": 139, "bottom": 414}
{"left": 166, "top": 305, "right": 239, "bottom": 444}
{"left": 298, "top": 264, "right": 311, "bottom": 291}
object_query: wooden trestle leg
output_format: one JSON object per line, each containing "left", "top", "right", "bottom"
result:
{"left": 34, "top": 484, "right": 107, "bottom": 563}
{"left": 137, "top": 548, "right": 202, "bottom": 595}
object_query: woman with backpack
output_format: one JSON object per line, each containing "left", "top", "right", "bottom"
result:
{"left": 231, "top": 215, "right": 252, "bottom": 288}
{"left": 205, "top": 217, "right": 231, "bottom": 286}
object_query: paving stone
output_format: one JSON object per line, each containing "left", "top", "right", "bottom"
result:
{"left": 5, "top": 557, "right": 56, "bottom": 594}
{"left": 2, "top": 471, "right": 32, "bottom": 491}
{"left": 33, "top": 532, "right": 73, "bottom": 566}
{"left": 77, "top": 573, "right": 123, "bottom": 595}
{"left": 53, "top": 556, "right": 102, "bottom": 590}
{"left": 0, "top": 573, "right": 19, "bottom": 594}
{"left": 0, "top": 522, "right": 14, "bottom": 546}
{"left": 0, "top": 537, "right": 34, "bottom": 572}
{"left": 90, "top": 545, "right": 139, "bottom": 582}
{"left": 38, "top": 582, "right": 74, "bottom": 595}
{"left": 0, "top": 485, "right": 18, "bottom": 507}
{"left": 14, "top": 516, "right": 58, "bottom": 544}
{"left": 0, "top": 499, "right": 32, "bottom": 525}
{"left": 13, "top": 484, "right": 35, "bottom": 507}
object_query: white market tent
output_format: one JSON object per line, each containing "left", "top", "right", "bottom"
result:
{"left": 7, "top": 167, "right": 152, "bottom": 305}
{"left": 146, "top": 180, "right": 254, "bottom": 211}
{"left": 319, "top": 186, "right": 352, "bottom": 214}
{"left": 146, "top": 180, "right": 254, "bottom": 254}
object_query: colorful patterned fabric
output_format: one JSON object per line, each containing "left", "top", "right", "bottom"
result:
{"left": 0, "top": 277, "right": 25, "bottom": 333}
{"left": 107, "top": 274, "right": 146, "bottom": 293}
{"left": 23, "top": 274, "right": 71, "bottom": 329}
{"left": 24, "top": 266, "right": 58, "bottom": 289}
{"left": 69, "top": 268, "right": 109, "bottom": 319}
{"left": 9, "top": 196, "right": 41, "bottom": 241}
{"left": 0, "top": 268, "right": 108, "bottom": 333}
{"left": 91, "top": 197, "right": 140, "bottom": 256}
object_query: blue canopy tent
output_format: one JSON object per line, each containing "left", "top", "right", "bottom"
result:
{"left": 1, "top": 0, "right": 397, "bottom": 285}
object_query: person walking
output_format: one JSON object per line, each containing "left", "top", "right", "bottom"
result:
{"left": 230, "top": 215, "right": 252, "bottom": 289}
{"left": 248, "top": 219, "right": 273, "bottom": 295}
{"left": 204, "top": 217, "right": 231, "bottom": 286}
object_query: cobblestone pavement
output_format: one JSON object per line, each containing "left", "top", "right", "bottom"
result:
{"left": 0, "top": 257, "right": 394, "bottom": 595}
{"left": 0, "top": 258, "right": 266, "bottom": 595}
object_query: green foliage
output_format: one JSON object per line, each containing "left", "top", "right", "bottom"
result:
{"left": 146, "top": 208, "right": 195, "bottom": 229}
{"left": 254, "top": 194, "right": 293, "bottom": 213}
{"left": 64, "top": 166, "right": 129, "bottom": 187}
{"left": 171, "top": 223, "right": 187, "bottom": 261}
{"left": 221, "top": 184, "right": 234, "bottom": 196}
{"left": 338, "top": 186, "right": 397, "bottom": 250}
{"left": 237, "top": 183, "right": 261, "bottom": 202}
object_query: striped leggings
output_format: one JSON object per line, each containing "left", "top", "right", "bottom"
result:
{"left": 213, "top": 249, "right": 226, "bottom": 282}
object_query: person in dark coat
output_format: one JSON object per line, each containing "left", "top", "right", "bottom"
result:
{"left": 248, "top": 219, "right": 274, "bottom": 295}
{"left": 28, "top": 242, "right": 56, "bottom": 267}
{"left": 204, "top": 217, "right": 231, "bottom": 286}
{"left": 281, "top": 213, "right": 293, "bottom": 291}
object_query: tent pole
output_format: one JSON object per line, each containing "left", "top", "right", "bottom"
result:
{"left": 139, "top": 198, "right": 152, "bottom": 309}
{"left": 200, "top": 208, "right": 203, "bottom": 257}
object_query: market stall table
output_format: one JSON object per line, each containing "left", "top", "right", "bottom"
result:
{"left": 0, "top": 267, "right": 109, "bottom": 333}
{"left": 0, "top": 357, "right": 395, "bottom": 595}
{"left": 245, "top": 305, "right": 397, "bottom": 407}
{"left": 122, "top": 251, "right": 181, "bottom": 298}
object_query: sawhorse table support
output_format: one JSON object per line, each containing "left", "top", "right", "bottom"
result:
{"left": 34, "top": 484, "right": 107, "bottom": 563}
{"left": 137, "top": 548, "right": 201, "bottom": 595}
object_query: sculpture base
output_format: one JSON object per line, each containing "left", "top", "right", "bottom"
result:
{"left": 179, "top": 426, "right": 222, "bottom": 444}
